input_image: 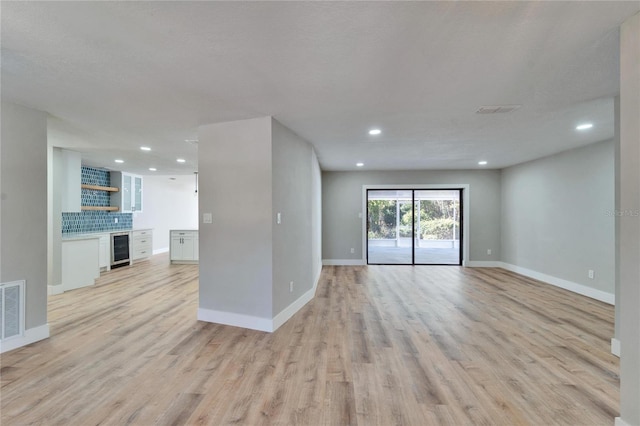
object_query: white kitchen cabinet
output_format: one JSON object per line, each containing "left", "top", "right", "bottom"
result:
{"left": 110, "top": 172, "right": 143, "bottom": 213}
{"left": 132, "top": 229, "right": 153, "bottom": 261}
{"left": 62, "top": 238, "right": 100, "bottom": 292}
{"left": 133, "top": 175, "right": 142, "bottom": 212}
{"left": 98, "top": 234, "right": 110, "bottom": 270}
{"left": 170, "top": 230, "right": 198, "bottom": 264}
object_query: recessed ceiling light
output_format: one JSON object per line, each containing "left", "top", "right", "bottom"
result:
{"left": 114, "top": 159, "right": 124, "bottom": 163}
{"left": 368, "top": 129, "right": 381, "bottom": 135}
{"left": 478, "top": 161, "right": 488, "bottom": 166}
{"left": 356, "top": 162, "right": 364, "bottom": 167}
{"left": 140, "top": 146, "right": 151, "bottom": 151}
{"left": 176, "top": 158, "right": 186, "bottom": 163}
{"left": 576, "top": 123, "right": 593, "bottom": 130}
{"left": 149, "top": 167, "right": 157, "bottom": 171}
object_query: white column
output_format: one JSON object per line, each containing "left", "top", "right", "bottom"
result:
{"left": 198, "top": 117, "right": 274, "bottom": 327}
{"left": 613, "top": 95, "right": 621, "bottom": 356}
{"left": 617, "top": 11, "right": 640, "bottom": 426}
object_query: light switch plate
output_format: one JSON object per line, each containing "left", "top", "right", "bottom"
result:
{"left": 203, "top": 213, "right": 212, "bottom": 224}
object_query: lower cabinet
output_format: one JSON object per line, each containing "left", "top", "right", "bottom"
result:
{"left": 170, "top": 230, "right": 198, "bottom": 264}
{"left": 132, "top": 229, "right": 153, "bottom": 261}
{"left": 98, "top": 234, "right": 110, "bottom": 270}
{"left": 62, "top": 238, "right": 100, "bottom": 292}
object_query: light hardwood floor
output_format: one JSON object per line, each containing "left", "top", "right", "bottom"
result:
{"left": 1, "top": 254, "right": 619, "bottom": 425}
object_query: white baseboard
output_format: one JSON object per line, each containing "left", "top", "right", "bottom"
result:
{"left": 465, "top": 261, "right": 502, "bottom": 267}
{"left": 615, "top": 417, "right": 632, "bottom": 426}
{"left": 498, "top": 262, "right": 615, "bottom": 305}
{"left": 198, "top": 265, "right": 324, "bottom": 333}
{"left": 611, "top": 338, "right": 621, "bottom": 357}
{"left": 197, "top": 308, "right": 273, "bottom": 332}
{"left": 322, "top": 259, "right": 366, "bottom": 266}
{"left": 0, "top": 323, "right": 50, "bottom": 354}
{"left": 48, "top": 285, "right": 64, "bottom": 295}
{"left": 153, "top": 247, "right": 170, "bottom": 255}
{"left": 272, "top": 265, "right": 322, "bottom": 331}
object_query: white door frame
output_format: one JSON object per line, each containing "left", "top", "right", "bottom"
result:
{"left": 362, "top": 184, "right": 470, "bottom": 266}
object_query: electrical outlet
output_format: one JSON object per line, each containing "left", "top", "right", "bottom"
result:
{"left": 588, "top": 270, "right": 595, "bottom": 279}
{"left": 487, "top": 249, "right": 492, "bottom": 255}
{"left": 114, "top": 217, "right": 118, "bottom": 224}
{"left": 350, "top": 248, "right": 355, "bottom": 254}
{"left": 277, "top": 213, "right": 282, "bottom": 224}
{"left": 289, "top": 281, "right": 294, "bottom": 293}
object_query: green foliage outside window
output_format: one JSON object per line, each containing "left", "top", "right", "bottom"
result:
{"left": 367, "top": 198, "right": 460, "bottom": 240}
{"left": 367, "top": 200, "right": 397, "bottom": 239}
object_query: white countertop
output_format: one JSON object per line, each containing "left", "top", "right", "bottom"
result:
{"left": 63, "top": 231, "right": 118, "bottom": 241}
{"left": 62, "top": 234, "right": 103, "bottom": 242}
{"left": 62, "top": 228, "right": 153, "bottom": 241}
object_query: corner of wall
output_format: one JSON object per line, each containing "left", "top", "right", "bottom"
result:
{"left": 272, "top": 265, "right": 322, "bottom": 332}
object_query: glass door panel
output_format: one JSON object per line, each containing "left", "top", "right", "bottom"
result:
{"left": 133, "top": 176, "right": 142, "bottom": 212}
{"left": 414, "top": 190, "right": 461, "bottom": 265}
{"left": 123, "top": 174, "right": 132, "bottom": 212}
{"left": 367, "top": 189, "right": 462, "bottom": 265}
{"left": 367, "top": 190, "right": 413, "bottom": 264}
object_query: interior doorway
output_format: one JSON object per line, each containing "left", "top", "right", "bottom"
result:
{"left": 366, "top": 189, "right": 462, "bottom": 265}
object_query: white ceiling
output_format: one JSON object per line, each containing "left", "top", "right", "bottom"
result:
{"left": 2, "top": 1, "right": 638, "bottom": 175}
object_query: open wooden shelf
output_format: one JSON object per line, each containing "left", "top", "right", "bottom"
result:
{"left": 81, "top": 206, "right": 119, "bottom": 212}
{"left": 81, "top": 184, "right": 119, "bottom": 192}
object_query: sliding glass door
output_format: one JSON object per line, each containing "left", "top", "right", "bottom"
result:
{"left": 366, "top": 190, "right": 413, "bottom": 264}
{"left": 366, "top": 189, "right": 462, "bottom": 265}
{"left": 413, "top": 190, "right": 461, "bottom": 264}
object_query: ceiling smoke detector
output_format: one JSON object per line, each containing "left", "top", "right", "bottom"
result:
{"left": 476, "top": 105, "right": 522, "bottom": 114}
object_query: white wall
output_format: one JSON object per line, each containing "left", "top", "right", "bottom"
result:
{"left": 271, "top": 119, "right": 321, "bottom": 316}
{"left": 197, "top": 117, "right": 321, "bottom": 331}
{"left": 310, "top": 149, "right": 322, "bottom": 292}
{"left": 1, "top": 101, "right": 49, "bottom": 340}
{"left": 133, "top": 174, "right": 198, "bottom": 253}
{"left": 614, "top": 96, "right": 621, "bottom": 340}
{"left": 198, "top": 117, "right": 274, "bottom": 323}
{"left": 618, "top": 11, "right": 640, "bottom": 426}
{"left": 501, "top": 140, "right": 615, "bottom": 299}
{"left": 322, "top": 169, "right": 501, "bottom": 263}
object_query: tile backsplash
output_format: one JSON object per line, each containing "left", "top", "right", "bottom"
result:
{"left": 62, "top": 166, "right": 133, "bottom": 234}
{"left": 81, "top": 166, "right": 112, "bottom": 207}
{"left": 82, "top": 166, "right": 110, "bottom": 187}
{"left": 62, "top": 211, "right": 133, "bottom": 234}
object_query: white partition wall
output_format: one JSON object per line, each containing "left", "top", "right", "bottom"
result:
{"left": 1, "top": 102, "right": 50, "bottom": 351}
{"left": 197, "top": 117, "right": 322, "bottom": 332}
{"left": 617, "top": 11, "right": 640, "bottom": 426}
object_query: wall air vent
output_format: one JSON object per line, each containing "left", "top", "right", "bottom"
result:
{"left": 1, "top": 280, "right": 25, "bottom": 342}
{"left": 476, "top": 105, "right": 522, "bottom": 114}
